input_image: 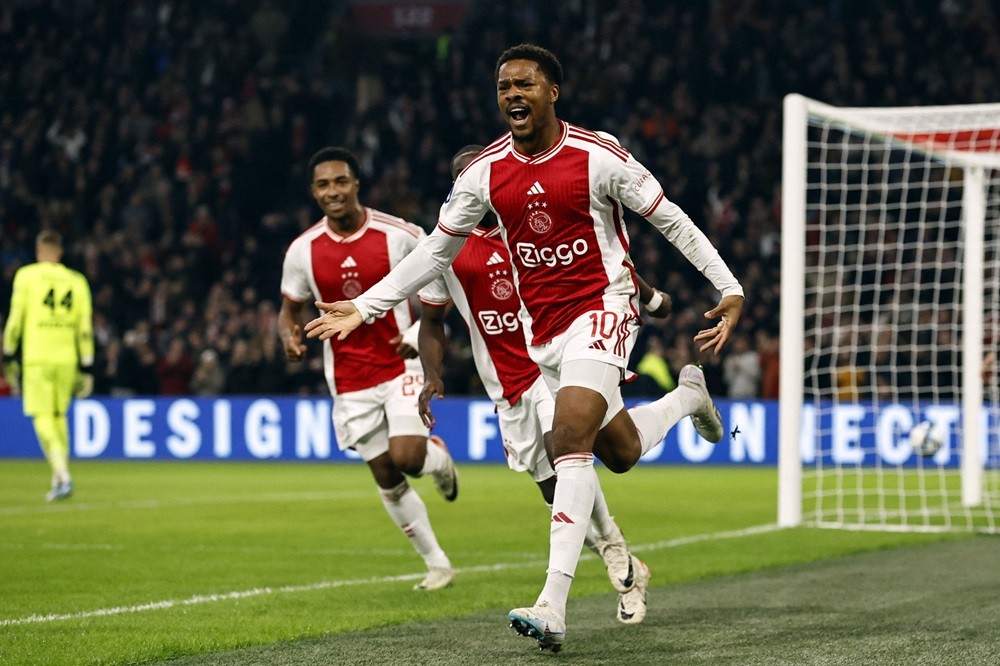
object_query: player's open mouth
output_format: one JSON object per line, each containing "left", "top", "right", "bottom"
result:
{"left": 508, "top": 105, "right": 530, "bottom": 127}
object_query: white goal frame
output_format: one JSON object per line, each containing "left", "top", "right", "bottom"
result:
{"left": 779, "top": 94, "right": 1000, "bottom": 532}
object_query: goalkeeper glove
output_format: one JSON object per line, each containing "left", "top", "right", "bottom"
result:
{"left": 3, "top": 359, "right": 20, "bottom": 396}
{"left": 74, "top": 370, "right": 94, "bottom": 398}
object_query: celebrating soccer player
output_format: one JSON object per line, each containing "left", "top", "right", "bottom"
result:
{"left": 415, "top": 145, "right": 697, "bottom": 625}
{"left": 278, "top": 147, "right": 459, "bottom": 591}
{"left": 4, "top": 230, "right": 94, "bottom": 502}
{"left": 303, "top": 45, "right": 744, "bottom": 649}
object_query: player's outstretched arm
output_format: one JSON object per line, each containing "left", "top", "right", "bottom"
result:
{"left": 304, "top": 301, "right": 363, "bottom": 341}
{"left": 694, "top": 294, "right": 744, "bottom": 355}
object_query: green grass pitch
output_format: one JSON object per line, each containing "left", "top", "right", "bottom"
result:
{"left": 1, "top": 460, "right": 995, "bottom": 665}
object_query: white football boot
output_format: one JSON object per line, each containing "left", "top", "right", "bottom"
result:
{"left": 508, "top": 601, "right": 566, "bottom": 653}
{"left": 616, "top": 555, "right": 651, "bottom": 624}
{"left": 428, "top": 436, "right": 459, "bottom": 501}
{"left": 678, "top": 364, "right": 724, "bottom": 443}
{"left": 413, "top": 566, "right": 455, "bottom": 591}
{"left": 594, "top": 524, "right": 636, "bottom": 594}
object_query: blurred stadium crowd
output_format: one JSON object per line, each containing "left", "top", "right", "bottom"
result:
{"left": 1, "top": 0, "right": 997, "bottom": 399}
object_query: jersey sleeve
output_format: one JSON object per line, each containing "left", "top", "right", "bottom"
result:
{"left": 2, "top": 268, "right": 26, "bottom": 356}
{"left": 601, "top": 133, "right": 667, "bottom": 218}
{"left": 74, "top": 271, "right": 95, "bottom": 367}
{"left": 437, "top": 166, "right": 493, "bottom": 238}
{"left": 604, "top": 138, "right": 744, "bottom": 299}
{"left": 279, "top": 238, "right": 314, "bottom": 303}
{"left": 353, "top": 231, "right": 466, "bottom": 321}
{"left": 644, "top": 196, "right": 744, "bottom": 298}
{"left": 353, "top": 168, "right": 488, "bottom": 321}
{"left": 418, "top": 275, "right": 451, "bottom": 307}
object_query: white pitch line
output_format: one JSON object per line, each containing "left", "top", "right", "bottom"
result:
{"left": 635, "top": 523, "right": 783, "bottom": 551}
{"left": 0, "top": 564, "right": 532, "bottom": 628}
{"left": 0, "top": 490, "right": 372, "bottom": 516}
{"left": 0, "top": 523, "right": 782, "bottom": 628}
{"left": 0, "top": 540, "right": 545, "bottom": 558}
{"left": 39, "top": 542, "right": 124, "bottom": 551}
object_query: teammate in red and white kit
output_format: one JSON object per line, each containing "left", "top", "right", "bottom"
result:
{"left": 417, "top": 145, "right": 676, "bottom": 625}
{"left": 304, "top": 46, "right": 744, "bottom": 649}
{"left": 279, "top": 146, "right": 459, "bottom": 592}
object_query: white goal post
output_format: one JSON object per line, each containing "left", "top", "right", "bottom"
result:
{"left": 779, "top": 94, "right": 1000, "bottom": 532}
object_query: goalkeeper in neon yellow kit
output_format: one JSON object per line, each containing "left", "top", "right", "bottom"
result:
{"left": 3, "top": 230, "right": 94, "bottom": 501}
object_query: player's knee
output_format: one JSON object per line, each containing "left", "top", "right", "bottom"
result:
{"left": 388, "top": 437, "right": 425, "bottom": 476}
{"left": 367, "top": 454, "right": 405, "bottom": 488}
{"left": 593, "top": 423, "right": 642, "bottom": 473}
{"left": 392, "top": 454, "right": 422, "bottom": 477}
{"left": 594, "top": 436, "right": 638, "bottom": 473}
{"left": 550, "top": 421, "right": 596, "bottom": 457}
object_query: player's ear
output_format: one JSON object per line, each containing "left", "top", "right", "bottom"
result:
{"left": 549, "top": 83, "right": 559, "bottom": 104}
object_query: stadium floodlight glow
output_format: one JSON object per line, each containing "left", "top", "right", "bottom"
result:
{"left": 780, "top": 94, "right": 1000, "bottom": 533}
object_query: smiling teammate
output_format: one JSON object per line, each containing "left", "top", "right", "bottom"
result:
{"left": 279, "top": 146, "right": 459, "bottom": 591}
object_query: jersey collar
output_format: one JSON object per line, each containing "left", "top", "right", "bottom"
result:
{"left": 508, "top": 120, "right": 568, "bottom": 165}
{"left": 324, "top": 208, "right": 370, "bottom": 243}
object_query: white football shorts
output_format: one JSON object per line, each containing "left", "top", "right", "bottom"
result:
{"left": 528, "top": 303, "right": 638, "bottom": 428}
{"left": 498, "top": 375, "right": 555, "bottom": 482}
{"left": 332, "top": 367, "right": 428, "bottom": 462}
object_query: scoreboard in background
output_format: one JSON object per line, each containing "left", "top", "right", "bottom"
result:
{"left": 0, "top": 396, "right": 970, "bottom": 467}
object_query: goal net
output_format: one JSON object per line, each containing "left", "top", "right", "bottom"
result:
{"left": 779, "top": 94, "right": 1000, "bottom": 533}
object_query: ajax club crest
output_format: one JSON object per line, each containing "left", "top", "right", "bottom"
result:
{"left": 526, "top": 202, "right": 551, "bottom": 234}
{"left": 342, "top": 271, "right": 363, "bottom": 298}
{"left": 489, "top": 270, "right": 515, "bottom": 300}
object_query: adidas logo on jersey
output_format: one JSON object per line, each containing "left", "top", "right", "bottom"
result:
{"left": 588, "top": 340, "right": 608, "bottom": 351}
{"left": 486, "top": 251, "right": 505, "bottom": 266}
{"left": 340, "top": 256, "right": 358, "bottom": 268}
{"left": 526, "top": 181, "right": 545, "bottom": 196}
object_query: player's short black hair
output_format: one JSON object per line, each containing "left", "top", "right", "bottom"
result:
{"left": 450, "top": 144, "right": 485, "bottom": 180}
{"left": 307, "top": 147, "right": 361, "bottom": 183}
{"left": 495, "top": 44, "right": 563, "bottom": 86}
{"left": 36, "top": 229, "right": 63, "bottom": 247}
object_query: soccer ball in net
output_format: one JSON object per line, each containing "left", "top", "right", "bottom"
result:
{"left": 909, "top": 421, "right": 944, "bottom": 457}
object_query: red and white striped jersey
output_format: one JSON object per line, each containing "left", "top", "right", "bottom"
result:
{"left": 465, "top": 122, "right": 647, "bottom": 345}
{"left": 420, "top": 226, "right": 540, "bottom": 408}
{"left": 281, "top": 208, "right": 424, "bottom": 395}
{"left": 353, "top": 121, "right": 742, "bottom": 347}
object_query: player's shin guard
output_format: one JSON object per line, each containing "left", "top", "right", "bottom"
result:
{"left": 588, "top": 474, "right": 618, "bottom": 539}
{"left": 581, "top": 476, "right": 634, "bottom": 593}
{"left": 379, "top": 481, "right": 451, "bottom": 570}
{"left": 538, "top": 453, "right": 596, "bottom": 614}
